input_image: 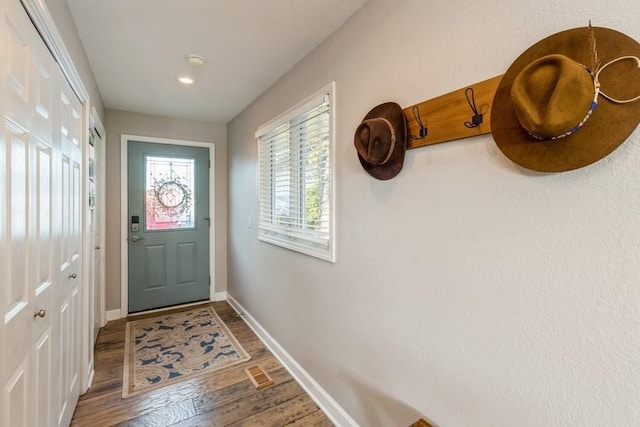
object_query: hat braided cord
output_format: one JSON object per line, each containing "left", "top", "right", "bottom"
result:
{"left": 596, "top": 55, "right": 640, "bottom": 104}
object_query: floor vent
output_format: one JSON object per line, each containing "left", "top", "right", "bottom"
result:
{"left": 244, "top": 365, "right": 275, "bottom": 390}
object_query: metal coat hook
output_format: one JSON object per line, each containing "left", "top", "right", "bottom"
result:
{"left": 404, "top": 74, "right": 502, "bottom": 150}
{"left": 463, "top": 87, "right": 483, "bottom": 128}
{"left": 410, "top": 105, "right": 428, "bottom": 140}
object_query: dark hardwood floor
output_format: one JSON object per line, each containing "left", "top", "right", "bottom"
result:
{"left": 71, "top": 301, "right": 334, "bottom": 427}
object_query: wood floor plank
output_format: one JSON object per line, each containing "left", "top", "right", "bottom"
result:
{"left": 94, "top": 346, "right": 125, "bottom": 363}
{"left": 225, "top": 394, "right": 321, "bottom": 427}
{"left": 71, "top": 301, "right": 333, "bottom": 426}
{"left": 72, "top": 389, "right": 124, "bottom": 419}
{"left": 78, "top": 376, "right": 122, "bottom": 399}
{"left": 167, "top": 412, "right": 216, "bottom": 426}
{"left": 197, "top": 379, "right": 306, "bottom": 426}
{"left": 115, "top": 398, "right": 197, "bottom": 427}
{"left": 193, "top": 367, "right": 294, "bottom": 415}
{"left": 91, "top": 364, "right": 124, "bottom": 384}
{"left": 285, "top": 410, "right": 335, "bottom": 426}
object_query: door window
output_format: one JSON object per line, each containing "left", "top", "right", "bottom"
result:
{"left": 145, "top": 155, "right": 195, "bottom": 230}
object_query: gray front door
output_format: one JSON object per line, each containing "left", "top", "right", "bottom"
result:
{"left": 127, "top": 141, "right": 210, "bottom": 313}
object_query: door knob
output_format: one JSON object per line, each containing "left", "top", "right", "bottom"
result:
{"left": 131, "top": 235, "right": 145, "bottom": 243}
{"left": 69, "top": 273, "right": 77, "bottom": 279}
{"left": 34, "top": 309, "right": 46, "bottom": 318}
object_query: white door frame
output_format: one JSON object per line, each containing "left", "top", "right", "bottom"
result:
{"left": 82, "top": 108, "right": 106, "bottom": 391}
{"left": 91, "top": 108, "right": 106, "bottom": 329}
{"left": 120, "top": 134, "right": 217, "bottom": 316}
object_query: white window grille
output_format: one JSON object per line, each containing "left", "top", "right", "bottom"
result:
{"left": 256, "top": 82, "right": 335, "bottom": 262}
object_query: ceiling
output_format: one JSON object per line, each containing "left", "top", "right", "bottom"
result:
{"left": 66, "top": 0, "right": 367, "bottom": 124}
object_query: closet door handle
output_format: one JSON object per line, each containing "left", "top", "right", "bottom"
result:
{"left": 69, "top": 273, "right": 77, "bottom": 279}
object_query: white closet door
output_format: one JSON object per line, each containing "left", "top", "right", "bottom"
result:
{"left": 0, "top": 0, "right": 83, "bottom": 425}
{"left": 56, "top": 62, "right": 83, "bottom": 427}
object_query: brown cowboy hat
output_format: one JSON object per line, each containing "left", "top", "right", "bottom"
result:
{"left": 491, "top": 26, "right": 640, "bottom": 172}
{"left": 354, "top": 102, "right": 407, "bottom": 180}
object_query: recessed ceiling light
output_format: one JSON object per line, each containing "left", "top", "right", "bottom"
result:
{"left": 178, "top": 76, "right": 194, "bottom": 84}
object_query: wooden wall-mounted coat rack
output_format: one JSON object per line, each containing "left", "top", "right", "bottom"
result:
{"left": 354, "top": 74, "right": 503, "bottom": 180}
{"left": 403, "top": 74, "right": 503, "bottom": 149}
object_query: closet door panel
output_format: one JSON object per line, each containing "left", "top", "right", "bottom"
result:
{"left": 1, "top": 0, "right": 82, "bottom": 425}
{"left": 56, "top": 60, "right": 83, "bottom": 427}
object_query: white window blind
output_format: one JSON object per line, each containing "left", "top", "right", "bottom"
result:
{"left": 256, "top": 82, "right": 335, "bottom": 262}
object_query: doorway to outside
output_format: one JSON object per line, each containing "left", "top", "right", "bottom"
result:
{"left": 121, "top": 135, "right": 215, "bottom": 314}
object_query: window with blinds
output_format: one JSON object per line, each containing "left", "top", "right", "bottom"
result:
{"left": 256, "top": 82, "right": 335, "bottom": 262}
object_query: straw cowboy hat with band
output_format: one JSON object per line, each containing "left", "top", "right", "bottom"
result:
{"left": 491, "top": 26, "right": 640, "bottom": 172}
{"left": 354, "top": 102, "right": 407, "bottom": 180}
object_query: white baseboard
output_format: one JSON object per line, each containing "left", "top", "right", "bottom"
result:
{"left": 83, "top": 362, "right": 94, "bottom": 393}
{"left": 106, "top": 309, "right": 122, "bottom": 321}
{"left": 226, "top": 294, "right": 358, "bottom": 427}
{"left": 213, "top": 291, "right": 228, "bottom": 302}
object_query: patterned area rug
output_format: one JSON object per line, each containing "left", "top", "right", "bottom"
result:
{"left": 123, "top": 306, "right": 251, "bottom": 397}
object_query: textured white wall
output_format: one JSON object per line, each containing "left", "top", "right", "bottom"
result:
{"left": 227, "top": 0, "right": 640, "bottom": 426}
{"left": 43, "top": 0, "right": 104, "bottom": 118}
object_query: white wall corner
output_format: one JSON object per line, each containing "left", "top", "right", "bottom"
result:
{"left": 106, "top": 309, "right": 122, "bottom": 321}
{"left": 226, "top": 294, "right": 359, "bottom": 427}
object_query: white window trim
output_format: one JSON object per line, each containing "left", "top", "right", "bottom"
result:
{"left": 256, "top": 82, "right": 336, "bottom": 262}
